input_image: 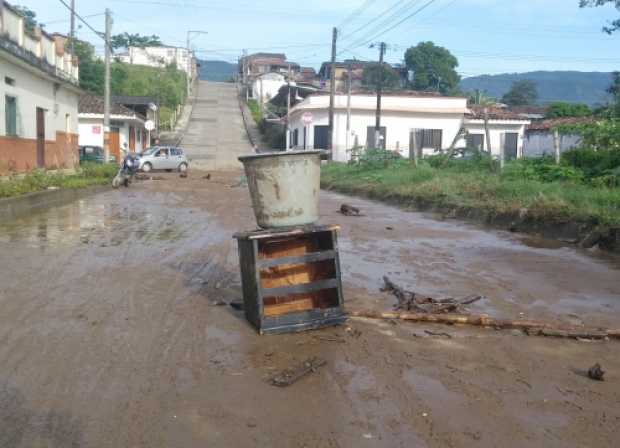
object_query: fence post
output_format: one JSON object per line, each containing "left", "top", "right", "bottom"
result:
{"left": 553, "top": 129, "right": 561, "bottom": 165}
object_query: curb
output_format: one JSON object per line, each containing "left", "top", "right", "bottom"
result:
{"left": 0, "top": 185, "right": 110, "bottom": 220}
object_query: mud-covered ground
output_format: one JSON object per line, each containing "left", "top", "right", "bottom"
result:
{"left": 1, "top": 172, "right": 619, "bottom": 448}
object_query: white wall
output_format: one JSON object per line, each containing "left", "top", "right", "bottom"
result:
{"left": 78, "top": 116, "right": 146, "bottom": 153}
{"left": 0, "top": 56, "right": 79, "bottom": 140}
{"left": 252, "top": 74, "right": 286, "bottom": 104}
{"left": 523, "top": 132, "right": 582, "bottom": 158}
{"left": 463, "top": 121, "right": 528, "bottom": 158}
{"left": 123, "top": 47, "right": 190, "bottom": 73}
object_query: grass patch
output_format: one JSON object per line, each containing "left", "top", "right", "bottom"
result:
{"left": 321, "top": 158, "right": 620, "bottom": 227}
{"left": 0, "top": 163, "right": 118, "bottom": 199}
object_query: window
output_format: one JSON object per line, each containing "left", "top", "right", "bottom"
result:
{"left": 422, "top": 129, "right": 442, "bottom": 150}
{"left": 137, "top": 128, "right": 141, "bottom": 143}
{"left": 5, "top": 96, "right": 17, "bottom": 136}
{"left": 293, "top": 129, "right": 299, "bottom": 147}
{"left": 5, "top": 77, "right": 15, "bottom": 86}
{"left": 170, "top": 148, "right": 179, "bottom": 156}
{"left": 65, "top": 114, "right": 71, "bottom": 134}
{"left": 466, "top": 133, "right": 484, "bottom": 150}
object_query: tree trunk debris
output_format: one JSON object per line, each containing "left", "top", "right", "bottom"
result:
{"left": 350, "top": 310, "right": 620, "bottom": 341}
{"left": 381, "top": 276, "right": 483, "bottom": 314}
{"left": 269, "top": 357, "right": 327, "bottom": 387}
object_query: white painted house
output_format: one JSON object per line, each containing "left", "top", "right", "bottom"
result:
{"left": 78, "top": 95, "right": 148, "bottom": 161}
{"left": 116, "top": 46, "right": 191, "bottom": 73}
{"left": 0, "top": 2, "right": 80, "bottom": 175}
{"left": 252, "top": 72, "right": 287, "bottom": 104}
{"left": 288, "top": 93, "right": 531, "bottom": 162}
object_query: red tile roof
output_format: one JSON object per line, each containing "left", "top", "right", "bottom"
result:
{"left": 526, "top": 116, "right": 594, "bottom": 131}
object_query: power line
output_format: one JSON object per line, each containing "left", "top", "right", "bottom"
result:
{"left": 355, "top": 0, "right": 439, "bottom": 48}
{"left": 41, "top": 12, "right": 105, "bottom": 26}
{"left": 338, "top": 0, "right": 378, "bottom": 30}
{"left": 344, "top": 0, "right": 421, "bottom": 49}
{"left": 340, "top": 0, "right": 412, "bottom": 41}
{"left": 57, "top": 0, "right": 105, "bottom": 39}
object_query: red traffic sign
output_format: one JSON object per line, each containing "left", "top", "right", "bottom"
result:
{"left": 302, "top": 112, "right": 313, "bottom": 125}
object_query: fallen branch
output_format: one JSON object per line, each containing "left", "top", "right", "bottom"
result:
{"left": 381, "top": 276, "right": 483, "bottom": 314}
{"left": 349, "top": 310, "right": 620, "bottom": 341}
{"left": 269, "top": 357, "right": 327, "bottom": 387}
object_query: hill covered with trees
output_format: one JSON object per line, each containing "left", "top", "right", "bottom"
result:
{"left": 460, "top": 71, "right": 614, "bottom": 106}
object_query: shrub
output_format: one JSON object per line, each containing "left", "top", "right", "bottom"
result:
{"left": 503, "top": 157, "right": 584, "bottom": 183}
{"left": 562, "top": 147, "right": 620, "bottom": 180}
{"left": 357, "top": 148, "right": 402, "bottom": 168}
{"left": 426, "top": 149, "right": 497, "bottom": 172}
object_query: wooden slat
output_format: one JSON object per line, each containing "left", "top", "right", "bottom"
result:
{"left": 262, "top": 278, "right": 339, "bottom": 297}
{"left": 263, "top": 298, "right": 315, "bottom": 317}
{"left": 233, "top": 225, "right": 340, "bottom": 241}
{"left": 257, "top": 250, "right": 337, "bottom": 268}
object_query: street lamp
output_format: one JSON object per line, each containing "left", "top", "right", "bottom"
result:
{"left": 186, "top": 30, "right": 208, "bottom": 97}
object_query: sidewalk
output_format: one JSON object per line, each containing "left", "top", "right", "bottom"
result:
{"left": 159, "top": 85, "right": 198, "bottom": 146}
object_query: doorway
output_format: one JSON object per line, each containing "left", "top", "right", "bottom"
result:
{"left": 504, "top": 133, "right": 518, "bottom": 160}
{"left": 110, "top": 128, "right": 121, "bottom": 161}
{"left": 313, "top": 125, "right": 329, "bottom": 149}
{"left": 36, "top": 108, "right": 45, "bottom": 168}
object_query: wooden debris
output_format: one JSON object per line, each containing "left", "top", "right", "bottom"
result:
{"left": 381, "top": 276, "right": 483, "bottom": 314}
{"left": 339, "top": 203, "right": 361, "bottom": 216}
{"left": 269, "top": 357, "right": 327, "bottom": 387}
{"left": 588, "top": 363, "right": 605, "bottom": 381}
{"left": 349, "top": 309, "right": 620, "bottom": 341}
{"left": 425, "top": 330, "right": 452, "bottom": 338}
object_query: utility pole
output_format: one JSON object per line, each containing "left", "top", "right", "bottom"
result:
{"left": 345, "top": 63, "right": 352, "bottom": 154}
{"left": 286, "top": 63, "right": 292, "bottom": 150}
{"left": 186, "top": 30, "right": 208, "bottom": 98}
{"left": 69, "top": 0, "right": 75, "bottom": 56}
{"left": 327, "top": 27, "right": 337, "bottom": 154}
{"left": 103, "top": 8, "right": 112, "bottom": 164}
{"left": 374, "top": 42, "right": 386, "bottom": 149}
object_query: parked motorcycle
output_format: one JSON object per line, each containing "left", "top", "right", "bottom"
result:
{"left": 112, "top": 154, "right": 138, "bottom": 188}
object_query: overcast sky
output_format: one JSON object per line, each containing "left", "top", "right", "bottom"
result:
{"left": 17, "top": 0, "right": 620, "bottom": 76}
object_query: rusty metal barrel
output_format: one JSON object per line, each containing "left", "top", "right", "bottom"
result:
{"left": 238, "top": 151, "right": 322, "bottom": 229}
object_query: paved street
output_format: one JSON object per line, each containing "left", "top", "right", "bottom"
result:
{"left": 1, "top": 169, "right": 620, "bottom": 447}
{"left": 180, "top": 81, "right": 252, "bottom": 171}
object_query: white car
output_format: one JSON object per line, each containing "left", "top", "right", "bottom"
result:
{"left": 139, "top": 146, "right": 189, "bottom": 173}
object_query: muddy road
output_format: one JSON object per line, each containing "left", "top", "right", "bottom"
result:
{"left": 1, "top": 172, "right": 619, "bottom": 447}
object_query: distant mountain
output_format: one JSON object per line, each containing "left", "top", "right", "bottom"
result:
{"left": 198, "top": 60, "right": 237, "bottom": 82}
{"left": 460, "top": 71, "right": 614, "bottom": 106}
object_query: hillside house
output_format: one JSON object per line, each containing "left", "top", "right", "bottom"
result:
{"left": 523, "top": 117, "right": 589, "bottom": 157}
{"left": 78, "top": 95, "right": 148, "bottom": 160}
{"left": 318, "top": 60, "right": 370, "bottom": 93}
{"left": 251, "top": 73, "right": 287, "bottom": 104}
{"left": 0, "top": 1, "right": 80, "bottom": 175}
{"left": 288, "top": 92, "right": 531, "bottom": 162}
{"left": 239, "top": 53, "right": 299, "bottom": 81}
{"left": 465, "top": 107, "right": 532, "bottom": 160}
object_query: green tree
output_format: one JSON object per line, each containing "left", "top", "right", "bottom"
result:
{"left": 111, "top": 33, "right": 163, "bottom": 50}
{"left": 501, "top": 80, "right": 538, "bottom": 106}
{"left": 13, "top": 5, "right": 39, "bottom": 33}
{"left": 73, "top": 40, "right": 105, "bottom": 94}
{"left": 546, "top": 102, "right": 592, "bottom": 118}
{"left": 361, "top": 63, "right": 401, "bottom": 90}
{"left": 607, "top": 71, "right": 620, "bottom": 117}
{"left": 404, "top": 41, "right": 460, "bottom": 94}
{"left": 579, "top": 0, "right": 620, "bottom": 34}
{"left": 468, "top": 89, "right": 496, "bottom": 106}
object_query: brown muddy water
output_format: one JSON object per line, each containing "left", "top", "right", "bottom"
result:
{"left": 0, "top": 172, "right": 619, "bottom": 447}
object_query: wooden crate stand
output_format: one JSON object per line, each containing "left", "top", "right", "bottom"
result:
{"left": 234, "top": 225, "right": 346, "bottom": 334}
